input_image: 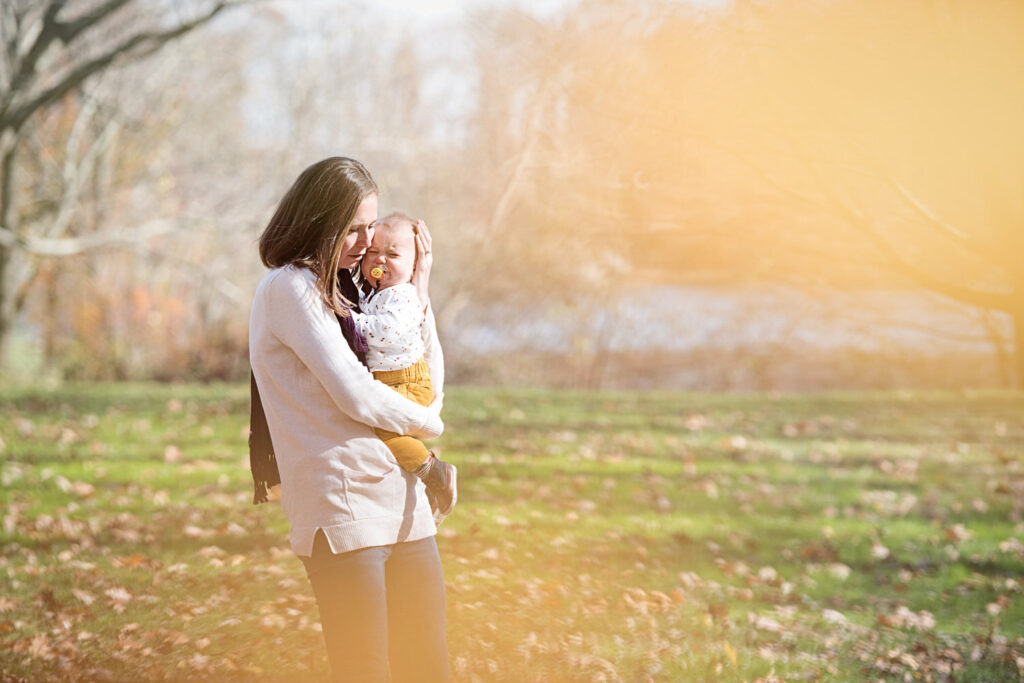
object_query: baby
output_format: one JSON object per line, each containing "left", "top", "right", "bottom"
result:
{"left": 351, "top": 211, "right": 457, "bottom": 524}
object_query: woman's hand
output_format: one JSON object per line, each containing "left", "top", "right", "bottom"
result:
{"left": 412, "top": 219, "right": 433, "bottom": 312}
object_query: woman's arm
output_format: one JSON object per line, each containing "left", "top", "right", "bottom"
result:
{"left": 421, "top": 306, "right": 444, "bottom": 409}
{"left": 266, "top": 268, "right": 442, "bottom": 439}
{"left": 410, "top": 220, "right": 443, "bottom": 407}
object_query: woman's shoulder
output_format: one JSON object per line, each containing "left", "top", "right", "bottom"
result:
{"left": 256, "top": 265, "right": 317, "bottom": 307}
{"left": 260, "top": 263, "right": 313, "bottom": 284}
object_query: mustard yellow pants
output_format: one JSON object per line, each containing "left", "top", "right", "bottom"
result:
{"left": 372, "top": 358, "right": 433, "bottom": 471}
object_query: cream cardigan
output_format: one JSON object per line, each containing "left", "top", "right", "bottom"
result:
{"left": 248, "top": 265, "right": 443, "bottom": 557}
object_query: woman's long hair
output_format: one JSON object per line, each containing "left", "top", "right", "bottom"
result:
{"left": 259, "top": 157, "right": 377, "bottom": 316}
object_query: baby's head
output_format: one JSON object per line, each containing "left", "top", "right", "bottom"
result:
{"left": 361, "top": 211, "right": 417, "bottom": 290}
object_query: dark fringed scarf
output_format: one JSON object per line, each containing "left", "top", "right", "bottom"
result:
{"left": 249, "top": 271, "right": 369, "bottom": 504}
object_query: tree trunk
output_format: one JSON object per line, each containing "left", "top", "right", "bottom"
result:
{"left": 0, "top": 128, "right": 19, "bottom": 371}
{"left": 0, "top": 242, "right": 10, "bottom": 369}
{"left": 42, "top": 264, "right": 58, "bottom": 371}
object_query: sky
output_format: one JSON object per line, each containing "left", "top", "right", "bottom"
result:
{"left": 238, "top": 0, "right": 579, "bottom": 147}
{"left": 366, "top": 0, "right": 572, "bottom": 21}
{"left": 275, "top": 0, "right": 575, "bottom": 26}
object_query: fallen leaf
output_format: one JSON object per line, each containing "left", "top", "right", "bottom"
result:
{"left": 28, "top": 633, "right": 53, "bottom": 659}
{"left": 722, "top": 640, "right": 738, "bottom": 666}
{"left": 70, "top": 481, "right": 96, "bottom": 498}
{"left": 71, "top": 589, "right": 96, "bottom": 606}
{"left": 164, "top": 445, "right": 182, "bottom": 463}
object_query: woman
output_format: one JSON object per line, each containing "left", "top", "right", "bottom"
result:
{"left": 249, "top": 157, "right": 450, "bottom": 682}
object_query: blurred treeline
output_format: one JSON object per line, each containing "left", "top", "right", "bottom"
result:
{"left": 1, "top": 0, "right": 1021, "bottom": 389}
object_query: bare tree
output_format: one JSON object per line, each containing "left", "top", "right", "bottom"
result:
{"left": 0, "top": 0, "right": 247, "bottom": 367}
{"left": 471, "top": 0, "right": 1024, "bottom": 386}
{"left": 700, "top": 0, "right": 1024, "bottom": 386}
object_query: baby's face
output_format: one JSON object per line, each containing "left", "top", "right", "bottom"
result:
{"left": 361, "top": 220, "right": 416, "bottom": 290}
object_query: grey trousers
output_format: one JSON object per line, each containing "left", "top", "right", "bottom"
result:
{"left": 300, "top": 529, "right": 450, "bottom": 683}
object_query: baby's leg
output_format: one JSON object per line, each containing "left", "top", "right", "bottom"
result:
{"left": 372, "top": 362, "right": 456, "bottom": 523}
{"left": 372, "top": 368, "right": 434, "bottom": 472}
{"left": 376, "top": 430, "right": 432, "bottom": 471}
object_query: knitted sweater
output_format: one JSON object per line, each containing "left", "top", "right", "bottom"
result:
{"left": 248, "top": 265, "right": 443, "bottom": 556}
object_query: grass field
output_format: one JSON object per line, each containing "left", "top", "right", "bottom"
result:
{"left": 1, "top": 383, "right": 1022, "bottom": 682}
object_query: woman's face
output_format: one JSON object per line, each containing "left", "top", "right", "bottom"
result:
{"left": 336, "top": 194, "right": 378, "bottom": 270}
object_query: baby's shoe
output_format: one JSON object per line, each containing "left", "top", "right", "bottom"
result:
{"left": 417, "top": 453, "right": 457, "bottom": 525}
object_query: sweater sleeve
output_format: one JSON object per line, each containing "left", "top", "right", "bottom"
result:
{"left": 421, "top": 305, "right": 444, "bottom": 408}
{"left": 266, "top": 269, "right": 442, "bottom": 439}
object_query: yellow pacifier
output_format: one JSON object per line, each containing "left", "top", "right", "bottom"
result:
{"left": 370, "top": 266, "right": 384, "bottom": 279}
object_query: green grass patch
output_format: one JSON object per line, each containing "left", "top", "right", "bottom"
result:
{"left": 0, "top": 383, "right": 1022, "bottom": 681}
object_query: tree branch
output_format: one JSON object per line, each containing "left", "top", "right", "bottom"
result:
{"left": 0, "top": 1, "right": 64, "bottom": 121}
{"left": 0, "top": 128, "right": 21, "bottom": 244}
{"left": 801, "top": 122, "right": 1013, "bottom": 271}
{"left": 40, "top": 96, "right": 121, "bottom": 240}
{"left": 686, "top": 131, "right": 824, "bottom": 209}
{"left": 765, "top": 128, "right": 1018, "bottom": 313}
{"left": 3, "top": 0, "right": 235, "bottom": 132}
{"left": 888, "top": 179, "right": 1008, "bottom": 268}
{"left": 682, "top": 129, "right": 1016, "bottom": 312}
{"left": 833, "top": 199, "right": 1013, "bottom": 311}
{"left": 53, "top": 0, "right": 135, "bottom": 46}
{"left": 0, "top": 226, "right": 18, "bottom": 249}
{"left": 24, "top": 219, "right": 174, "bottom": 256}
{"left": 11, "top": 1, "right": 65, "bottom": 85}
